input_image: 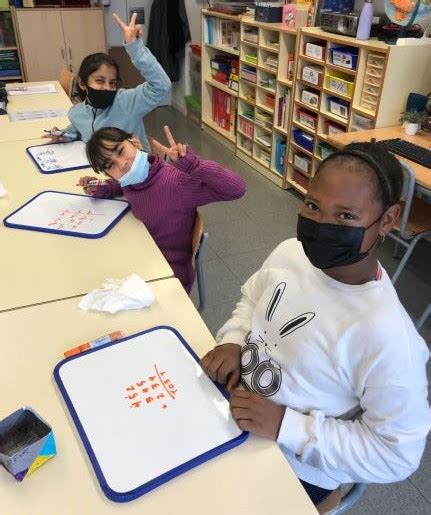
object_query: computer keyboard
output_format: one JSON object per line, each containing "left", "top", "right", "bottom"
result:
{"left": 376, "top": 138, "right": 431, "bottom": 169}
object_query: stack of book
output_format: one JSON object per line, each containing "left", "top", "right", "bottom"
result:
{"left": 212, "top": 88, "right": 236, "bottom": 132}
{"left": 239, "top": 117, "right": 253, "bottom": 138}
{"left": 204, "top": 17, "right": 240, "bottom": 50}
{"left": 0, "top": 49, "right": 20, "bottom": 78}
{"left": 275, "top": 139, "right": 287, "bottom": 175}
{"left": 210, "top": 54, "right": 239, "bottom": 92}
{"left": 255, "top": 111, "right": 272, "bottom": 130}
{"left": 264, "top": 55, "right": 278, "bottom": 70}
{"left": 276, "top": 90, "right": 291, "bottom": 129}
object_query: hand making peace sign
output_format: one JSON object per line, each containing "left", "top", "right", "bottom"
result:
{"left": 149, "top": 126, "right": 187, "bottom": 162}
{"left": 112, "top": 12, "right": 143, "bottom": 45}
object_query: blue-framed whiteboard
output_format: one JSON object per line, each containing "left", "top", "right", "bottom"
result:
{"left": 3, "top": 191, "right": 129, "bottom": 239}
{"left": 54, "top": 326, "right": 247, "bottom": 502}
{"left": 27, "top": 141, "right": 90, "bottom": 174}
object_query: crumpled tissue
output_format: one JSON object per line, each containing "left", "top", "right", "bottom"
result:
{"left": 79, "top": 273, "right": 155, "bottom": 314}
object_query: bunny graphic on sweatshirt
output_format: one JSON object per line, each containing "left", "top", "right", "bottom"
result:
{"left": 240, "top": 282, "right": 315, "bottom": 397}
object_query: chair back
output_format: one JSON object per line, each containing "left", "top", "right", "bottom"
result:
{"left": 192, "top": 211, "right": 204, "bottom": 267}
{"left": 397, "top": 162, "right": 417, "bottom": 240}
{"left": 58, "top": 69, "right": 75, "bottom": 99}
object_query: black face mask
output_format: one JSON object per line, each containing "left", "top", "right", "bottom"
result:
{"left": 297, "top": 214, "right": 382, "bottom": 270}
{"left": 86, "top": 86, "right": 117, "bottom": 109}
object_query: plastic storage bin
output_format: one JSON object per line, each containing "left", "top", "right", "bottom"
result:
{"left": 292, "top": 128, "right": 314, "bottom": 152}
{"left": 325, "top": 72, "right": 354, "bottom": 98}
{"left": 292, "top": 170, "right": 310, "bottom": 190}
{"left": 301, "top": 88, "right": 319, "bottom": 108}
{"left": 304, "top": 41, "right": 326, "bottom": 60}
{"left": 317, "top": 141, "right": 336, "bottom": 159}
{"left": 293, "top": 152, "right": 311, "bottom": 174}
{"left": 302, "top": 65, "right": 323, "bottom": 87}
{"left": 329, "top": 47, "right": 358, "bottom": 70}
{"left": 326, "top": 96, "right": 349, "bottom": 119}
{"left": 297, "top": 108, "right": 317, "bottom": 129}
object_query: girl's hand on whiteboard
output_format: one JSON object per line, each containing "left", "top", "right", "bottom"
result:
{"left": 41, "top": 126, "right": 65, "bottom": 143}
{"left": 78, "top": 176, "right": 98, "bottom": 196}
{"left": 230, "top": 389, "right": 286, "bottom": 440}
{"left": 113, "top": 12, "right": 143, "bottom": 44}
{"left": 200, "top": 343, "right": 241, "bottom": 392}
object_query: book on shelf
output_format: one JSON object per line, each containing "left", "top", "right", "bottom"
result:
{"left": 204, "top": 17, "right": 240, "bottom": 50}
{"left": 0, "top": 11, "right": 16, "bottom": 48}
{"left": 212, "top": 87, "right": 236, "bottom": 132}
{"left": 239, "top": 117, "right": 254, "bottom": 138}
{"left": 255, "top": 134, "right": 271, "bottom": 148}
{"left": 210, "top": 55, "right": 239, "bottom": 91}
{"left": 275, "top": 139, "right": 286, "bottom": 175}
{"left": 276, "top": 90, "right": 291, "bottom": 129}
{"left": 287, "top": 52, "right": 295, "bottom": 82}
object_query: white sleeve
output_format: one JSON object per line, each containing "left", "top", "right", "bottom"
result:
{"left": 278, "top": 384, "right": 431, "bottom": 484}
{"left": 215, "top": 242, "right": 289, "bottom": 347}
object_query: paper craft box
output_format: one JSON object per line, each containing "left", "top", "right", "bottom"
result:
{"left": 0, "top": 407, "right": 56, "bottom": 481}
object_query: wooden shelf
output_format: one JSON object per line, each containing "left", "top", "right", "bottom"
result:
{"left": 299, "top": 54, "right": 325, "bottom": 66}
{"left": 254, "top": 121, "right": 273, "bottom": 134}
{"left": 256, "top": 84, "right": 275, "bottom": 95}
{"left": 239, "top": 95, "right": 255, "bottom": 106}
{"left": 294, "top": 99, "right": 319, "bottom": 113}
{"left": 258, "top": 64, "right": 277, "bottom": 75}
{"left": 205, "top": 78, "right": 238, "bottom": 96}
{"left": 0, "top": 74, "right": 22, "bottom": 80}
{"left": 325, "top": 62, "right": 356, "bottom": 76}
{"left": 202, "top": 118, "right": 236, "bottom": 143}
{"left": 259, "top": 43, "right": 279, "bottom": 53}
{"left": 255, "top": 102, "right": 274, "bottom": 115}
{"left": 240, "top": 77, "right": 257, "bottom": 87}
{"left": 237, "top": 128, "right": 253, "bottom": 140}
{"left": 237, "top": 143, "right": 252, "bottom": 156}
{"left": 291, "top": 164, "right": 312, "bottom": 180}
{"left": 286, "top": 178, "right": 307, "bottom": 195}
{"left": 254, "top": 137, "right": 272, "bottom": 150}
{"left": 297, "top": 78, "right": 322, "bottom": 91}
{"left": 291, "top": 141, "right": 313, "bottom": 157}
{"left": 238, "top": 113, "right": 254, "bottom": 122}
{"left": 322, "top": 87, "right": 352, "bottom": 102}
{"left": 241, "top": 39, "right": 258, "bottom": 48}
{"left": 274, "top": 125, "right": 288, "bottom": 136}
{"left": 317, "top": 133, "right": 328, "bottom": 141}
{"left": 203, "top": 9, "right": 240, "bottom": 21}
{"left": 241, "top": 58, "right": 258, "bottom": 67}
{"left": 352, "top": 105, "right": 376, "bottom": 120}
{"left": 319, "top": 109, "right": 348, "bottom": 126}
{"left": 205, "top": 43, "right": 239, "bottom": 56}
{"left": 314, "top": 153, "right": 323, "bottom": 161}
{"left": 0, "top": 46, "right": 17, "bottom": 51}
{"left": 292, "top": 119, "right": 316, "bottom": 136}
{"left": 253, "top": 154, "right": 272, "bottom": 168}
{"left": 277, "top": 77, "right": 293, "bottom": 87}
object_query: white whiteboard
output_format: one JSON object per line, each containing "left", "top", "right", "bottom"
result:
{"left": 27, "top": 141, "right": 90, "bottom": 174}
{"left": 4, "top": 191, "right": 129, "bottom": 239}
{"left": 55, "top": 327, "right": 245, "bottom": 501}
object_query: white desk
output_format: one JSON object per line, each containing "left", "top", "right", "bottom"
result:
{"left": 0, "top": 278, "right": 316, "bottom": 515}
{"left": 0, "top": 81, "right": 71, "bottom": 143}
{"left": 0, "top": 139, "right": 173, "bottom": 311}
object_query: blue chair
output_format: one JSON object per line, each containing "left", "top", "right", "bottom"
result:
{"left": 192, "top": 212, "right": 209, "bottom": 313}
{"left": 317, "top": 483, "right": 367, "bottom": 514}
{"left": 406, "top": 92, "right": 427, "bottom": 113}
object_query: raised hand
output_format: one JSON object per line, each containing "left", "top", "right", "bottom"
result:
{"left": 113, "top": 12, "right": 143, "bottom": 44}
{"left": 149, "top": 125, "right": 187, "bottom": 162}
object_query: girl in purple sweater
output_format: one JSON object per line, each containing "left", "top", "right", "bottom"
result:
{"left": 78, "top": 126, "right": 246, "bottom": 292}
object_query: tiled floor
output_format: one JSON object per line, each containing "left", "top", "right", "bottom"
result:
{"left": 145, "top": 107, "right": 431, "bottom": 513}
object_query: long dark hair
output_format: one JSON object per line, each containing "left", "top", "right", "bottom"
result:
{"left": 76, "top": 53, "right": 120, "bottom": 100}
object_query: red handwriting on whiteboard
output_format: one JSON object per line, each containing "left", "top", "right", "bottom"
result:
{"left": 47, "top": 208, "right": 104, "bottom": 230}
{"left": 124, "top": 364, "right": 178, "bottom": 410}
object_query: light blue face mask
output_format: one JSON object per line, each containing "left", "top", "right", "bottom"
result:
{"left": 119, "top": 150, "right": 149, "bottom": 187}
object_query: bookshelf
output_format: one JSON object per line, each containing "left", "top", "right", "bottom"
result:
{"left": 201, "top": 13, "right": 431, "bottom": 193}
{"left": 0, "top": 7, "right": 23, "bottom": 81}
{"left": 287, "top": 27, "right": 431, "bottom": 194}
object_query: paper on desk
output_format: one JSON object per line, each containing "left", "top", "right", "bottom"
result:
{"left": 0, "top": 181, "right": 6, "bottom": 197}
{"left": 9, "top": 108, "right": 67, "bottom": 121}
{"left": 7, "top": 83, "right": 56, "bottom": 96}
{"left": 79, "top": 273, "right": 155, "bottom": 314}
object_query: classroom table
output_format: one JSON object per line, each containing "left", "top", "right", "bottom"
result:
{"left": 327, "top": 126, "right": 431, "bottom": 193}
{"left": 0, "top": 81, "right": 71, "bottom": 143}
{"left": 0, "top": 138, "right": 173, "bottom": 312}
{"left": 0, "top": 278, "right": 316, "bottom": 515}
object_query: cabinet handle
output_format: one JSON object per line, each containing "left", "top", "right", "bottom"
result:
{"left": 68, "top": 48, "right": 72, "bottom": 61}
{"left": 61, "top": 48, "right": 65, "bottom": 60}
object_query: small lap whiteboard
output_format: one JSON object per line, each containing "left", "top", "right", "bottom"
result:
{"left": 3, "top": 191, "right": 129, "bottom": 239}
{"left": 54, "top": 327, "right": 247, "bottom": 502}
{"left": 27, "top": 141, "right": 89, "bottom": 174}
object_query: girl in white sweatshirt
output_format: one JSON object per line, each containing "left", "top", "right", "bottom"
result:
{"left": 201, "top": 142, "right": 430, "bottom": 506}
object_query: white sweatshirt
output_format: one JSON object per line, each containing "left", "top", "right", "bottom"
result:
{"left": 216, "top": 238, "right": 430, "bottom": 490}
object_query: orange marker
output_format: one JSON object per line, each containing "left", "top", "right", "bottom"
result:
{"left": 64, "top": 331, "right": 124, "bottom": 358}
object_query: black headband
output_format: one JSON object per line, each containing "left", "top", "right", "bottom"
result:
{"left": 321, "top": 149, "right": 393, "bottom": 206}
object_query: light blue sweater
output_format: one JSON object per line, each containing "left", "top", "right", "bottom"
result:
{"left": 64, "top": 39, "right": 171, "bottom": 148}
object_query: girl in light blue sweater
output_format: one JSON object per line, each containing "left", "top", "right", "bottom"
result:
{"left": 45, "top": 13, "right": 171, "bottom": 149}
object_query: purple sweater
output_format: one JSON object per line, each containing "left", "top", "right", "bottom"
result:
{"left": 92, "top": 148, "right": 246, "bottom": 292}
